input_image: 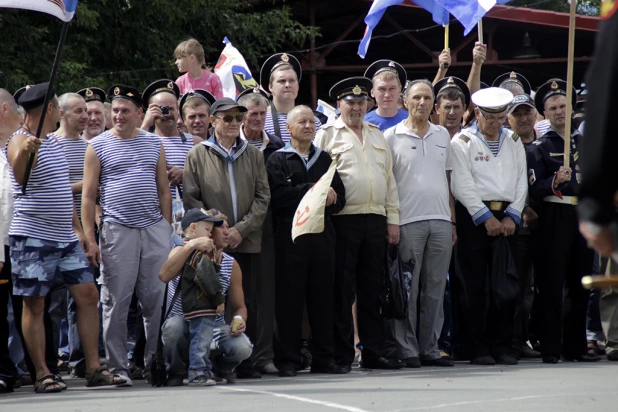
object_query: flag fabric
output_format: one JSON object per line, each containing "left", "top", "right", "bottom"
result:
{"left": 316, "top": 99, "right": 338, "bottom": 124}
{"left": 0, "top": 0, "right": 78, "bottom": 21}
{"left": 214, "top": 37, "right": 259, "bottom": 99}
{"left": 291, "top": 157, "right": 339, "bottom": 242}
{"left": 436, "top": 0, "right": 511, "bottom": 35}
{"left": 358, "top": 0, "right": 449, "bottom": 58}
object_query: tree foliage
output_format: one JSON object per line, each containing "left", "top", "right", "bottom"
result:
{"left": 0, "top": 0, "right": 318, "bottom": 93}
{"left": 510, "top": 0, "right": 601, "bottom": 16}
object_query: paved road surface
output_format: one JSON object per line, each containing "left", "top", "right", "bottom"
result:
{"left": 2, "top": 360, "right": 617, "bottom": 412}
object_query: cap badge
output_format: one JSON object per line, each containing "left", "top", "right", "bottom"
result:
{"left": 113, "top": 87, "right": 120, "bottom": 96}
{"left": 281, "top": 53, "right": 289, "bottom": 63}
{"left": 447, "top": 77, "right": 455, "bottom": 84}
{"left": 85, "top": 88, "right": 93, "bottom": 97}
{"left": 510, "top": 72, "right": 517, "bottom": 78}
{"left": 253, "top": 87, "right": 260, "bottom": 93}
{"left": 352, "top": 85, "right": 362, "bottom": 95}
{"left": 167, "top": 81, "right": 174, "bottom": 89}
{"left": 551, "top": 81, "right": 558, "bottom": 90}
{"left": 127, "top": 92, "right": 134, "bottom": 97}
{"left": 388, "top": 61, "right": 395, "bottom": 67}
{"left": 25, "top": 85, "right": 31, "bottom": 90}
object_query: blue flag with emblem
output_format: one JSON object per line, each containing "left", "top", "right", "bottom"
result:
{"left": 436, "top": 0, "right": 511, "bottom": 35}
{"left": 0, "top": 0, "right": 78, "bottom": 21}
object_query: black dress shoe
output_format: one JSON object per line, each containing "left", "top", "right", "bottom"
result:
{"left": 360, "top": 357, "right": 404, "bottom": 370}
{"left": 403, "top": 357, "right": 421, "bottom": 368}
{"left": 471, "top": 356, "right": 496, "bottom": 365}
{"left": 562, "top": 353, "right": 602, "bottom": 362}
{"left": 421, "top": 357, "right": 454, "bottom": 367}
{"left": 311, "top": 362, "right": 350, "bottom": 374}
{"left": 542, "top": 355, "right": 560, "bottom": 364}
{"left": 236, "top": 368, "right": 262, "bottom": 379}
{"left": 521, "top": 346, "right": 541, "bottom": 359}
{"left": 496, "top": 355, "right": 518, "bottom": 365}
{"left": 279, "top": 367, "right": 297, "bottom": 377}
{"left": 607, "top": 351, "right": 618, "bottom": 361}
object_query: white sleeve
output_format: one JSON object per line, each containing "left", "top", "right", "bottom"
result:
{"left": 505, "top": 138, "right": 528, "bottom": 225}
{"left": 450, "top": 136, "right": 493, "bottom": 225}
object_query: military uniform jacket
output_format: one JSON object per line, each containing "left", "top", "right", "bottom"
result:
{"left": 313, "top": 117, "right": 399, "bottom": 225}
{"left": 266, "top": 143, "right": 346, "bottom": 224}
{"left": 526, "top": 129, "right": 582, "bottom": 202}
{"left": 450, "top": 124, "right": 528, "bottom": 226}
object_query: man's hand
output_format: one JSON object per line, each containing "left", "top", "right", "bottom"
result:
{"left": 71, "top": 181, "right": 83, "bottom": 195}
{"left": 216, "top": 303, "right": 225, "bottom": 314}
{"left": 84, "top": 238, "right": 101, "bottom": 268}
{"left": 438, "top": 49, "right": 451, "bottom": 70}
{"left": 188, "top": 237, "right": 214, "bottom": 253}
{"left": 325, "top": 187, "right": 337, "bottom": 207}
{"left": 387, "top": 224, "right": 400, "bottom": 245}
{"left": 522, "top": 206, "right": 538, "bottom": 230}
{"left": 484, "top": 216, "right": 503, "bottom": 237}
{"left": 452, "top": 225, "right": 458, "bottom": 246}
{"left": 141, "top": 103, "right": 163, "bottom": 130}
{"left": 501, "top": 217, "right": 516, "bottom": 236}
{"left": 167, "top": 165, "right": 183, "bottom": 186}
{"left": 228, "top": 227, "right": 243, "bottom": 249}
{"left": 554, "top": 166, "right": 572, "bottom": 186}
{"left": 580, "top": 222, "right": 615, "bottom": 257}
{"left": 21, "top": 136, "right": 41, "bottom": 154}
{"left": 472, "top": 42, "right": 487, "bottom": 65}
{"left": 230, "top": 319, "right": 246, "bottom": 336}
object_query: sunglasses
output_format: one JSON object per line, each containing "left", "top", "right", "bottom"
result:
{"left": 215, "top": 114, "right": 245, "bottom": 123}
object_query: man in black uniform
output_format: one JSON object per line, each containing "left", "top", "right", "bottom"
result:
{"left": 528, "top": 80, "right": 600, "bottom": 363}
{"left": 578, "top": 3, "right": 618, "bottom": 361}
{"left": 266, "top": 105, "right": 347, "bottom": 376}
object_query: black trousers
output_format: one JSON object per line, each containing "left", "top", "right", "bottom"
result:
{"left": 512, "top": 233, "right": 537, "bottom": 352}
{"left": 273, "top": 221, "right": 336, "bottom": 369}
{"left": 333, "top": 214, "right": 387, "bottom": 365}
{"left": 536, "top": 202, "right": 593, "bottom": 357}
{"left": 454, "top": 203, "right": 519, "bottom": 358}
{"left": 0, "top": 246, "right": 17, "bottom": 388}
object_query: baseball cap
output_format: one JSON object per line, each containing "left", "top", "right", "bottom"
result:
{"left": 210, "top": 97, "right": 248, "bottom": 117}
{"left": 181, "top": 208, "right": 224, "bottom": 231}
{"left": 508, "top": 94, "right": 535, "bottom": 114}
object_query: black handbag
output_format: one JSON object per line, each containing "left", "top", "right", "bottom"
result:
{"left": 380, "top": 245, "right": 414, "bottom": 320}
{"left": 150, "top": 283, "right": 180, "bottom": 387}
{"left": 490, "top": 236, "right": 520, "bottom": 309}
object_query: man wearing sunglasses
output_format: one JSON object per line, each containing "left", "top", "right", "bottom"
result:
{"left": 450, "top": 87, "right": 527, "bottom": 366}
{"left": 183, "top": 97, "right": 270, "bottom": 379}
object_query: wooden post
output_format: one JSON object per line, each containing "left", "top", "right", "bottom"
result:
{"left": 444, "top": 24, "right": 450, "bottom": 69}
{"left": 477, "top": 19, "right": 483, "bottom": 44}
{"left": 563, "top": 0, "right": 577, "bottom": 169}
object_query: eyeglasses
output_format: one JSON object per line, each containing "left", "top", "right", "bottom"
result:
{"left": 214, "top": 114, "right": 244, "bottom": 123}
{"left": 479, "top": 111, "right": 507, "bottom": 124}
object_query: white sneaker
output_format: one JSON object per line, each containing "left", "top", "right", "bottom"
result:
{"left": 117, "top": 375, "right": 133, "bottom": 387}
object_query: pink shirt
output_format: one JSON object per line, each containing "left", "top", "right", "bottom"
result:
{"left": 175, "top": 71, "right": 224, "bottom": 99}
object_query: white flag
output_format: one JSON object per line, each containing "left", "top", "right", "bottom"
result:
{"left": 0, "top": 0, "right": 78, "bottom": 22}
{"left": 214, "top": 37, "right": 259, "bottom": 99}
{"left": 316, "top": 99, "right": 338, "bottom": 125}
{"left": 291, "top": 158, "right": 338, "bottom": 242}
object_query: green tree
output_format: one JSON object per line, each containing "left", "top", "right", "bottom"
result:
{"left": 0, "top": 0, "right": 318, "bottom": 93}
{"left": 509, "top": 0, "right": 601, "bottom": 16}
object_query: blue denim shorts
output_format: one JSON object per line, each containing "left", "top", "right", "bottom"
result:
{"left": 10, "top": 236, "right": 94, "bottom": 297}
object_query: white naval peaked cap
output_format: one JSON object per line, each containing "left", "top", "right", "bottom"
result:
{"left": 471, "top": 87, "right": 514, "bottom": 113}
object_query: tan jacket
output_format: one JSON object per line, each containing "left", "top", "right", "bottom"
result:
{"left": 183, "top": 136, "right": 270, "bottom": 254}
{"left": 314, "top": 117, "right": 399, "bottom": 225}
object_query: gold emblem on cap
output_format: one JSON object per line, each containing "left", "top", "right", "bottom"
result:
{"left": 352, "top": 85, "right": 362, "bottom": 95}
{"left": 551, "top": 81, "right": 558, "bottom": 90}
{"left": 253, "top": 88, "right": 260, "bottom": 93}
{"left": 388, "top": 61, "right": 395, "bottom": 67}
{"left": 85, "top": 88, "right": 93, "bottom": 97}
{"left": 127, "top": 92, "right": 134, "bottom": 97}
{"left": 25, "top": 85, "right": 31, "bottom": 90}
{"left": 447, "top": 77, "right": 455, "bottom": 84}
{"left": 113, "top": 87, "right": 120, "bottom": 96}
{"left": 510, "top": 72, "right": 517, "bottom": 78}
{"left": 281, "top": 53, "right": 289, "bottom": 63}
{"left": 167, "top": 81, "right": 174, "bottom": 89}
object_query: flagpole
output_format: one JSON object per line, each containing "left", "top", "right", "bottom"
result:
{"left": 563, "top": 0, "right": 577, "bottom": 169}
{"left": 477, "top": 19, "right": 483, "bottom": 44}
{"left": 21, "top": 20, "right": 71, "bottom": 194}
{"left": 443, "top": 24, "right": 450, "bottom": 69}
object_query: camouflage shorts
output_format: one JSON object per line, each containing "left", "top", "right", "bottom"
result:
{"left": 9, "top": 236, "right": 94, "bottom": 297}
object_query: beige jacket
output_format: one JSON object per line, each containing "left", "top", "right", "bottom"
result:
{"left": 183, "top": 136, "right": 270, "bottom": 254}
{"left": 314, "top": 117, "right": 399, "bottom": 225}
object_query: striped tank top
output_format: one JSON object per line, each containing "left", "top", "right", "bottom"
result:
{"left": 159, "top": 134, "right": 193, "bottom": 199}
{"left": 7, "top": 130, "right": 77, "bottom": 243}
{"left": 89, "top": 130, "right": 163, "bottom": 228}
{"left": 53, "top": 134, "right": 88, "bottom": 219}
{"left": 166, "top": 251, "right": 234, "bottom": 323}
{"left": 265, "top": 112, "right": 322, "bottom": 144}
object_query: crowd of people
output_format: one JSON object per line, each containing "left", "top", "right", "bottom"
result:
{"left": 0, "top": 36, "right": 614, "bottom": 394}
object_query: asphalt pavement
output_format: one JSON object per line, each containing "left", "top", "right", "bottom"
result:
{"left": 2, "top": 360, "right": 617, "bottom": 412}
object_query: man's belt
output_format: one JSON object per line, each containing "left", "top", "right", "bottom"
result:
{"left": 543, "top": 195, "right": 578, "bottom": 205}
{"left": 483, "top": 201, "right": 508, "bottom": 212}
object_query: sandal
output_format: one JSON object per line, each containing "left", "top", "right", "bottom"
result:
{"left": 34, "top": 374, "right": 62, "bottom": 394}
{"left": 54, "top": 374, "right": 68, "bottom": 390}
{"left": 587, "top": 341, "right": 598, "bottom": 356}
{"left": 85, "top": 366, "right": 127, "bottom": 387}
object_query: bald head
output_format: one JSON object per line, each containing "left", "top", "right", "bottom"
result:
{"left": 286, "top": 105, "right": 316, "bottom": 144}
{"left": 286, "top": 105, "right": 314, "bottom": 126}
{"left": 0, "top": 89, "right": 21, "bottom": 136}
{"left": 0, "top": 89, "right": 18, "bottom": 109}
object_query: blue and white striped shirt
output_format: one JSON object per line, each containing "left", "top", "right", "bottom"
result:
{"left": 54, "top": 134, "right": 87, "bottom": 219}
{"left": 159, "top": 135, "right": 193, "bottom": 200}
{"left": 89, "top": 130, "right": 163, "bottom": 229}
{"left": 265, "top": 112, "right": 322, "bottom": 144}
{"left": 7, "top": 130, "right": 77, "bottom": 243}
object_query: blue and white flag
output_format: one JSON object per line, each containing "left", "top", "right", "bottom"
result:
{"left": 436, "top": 0, "right": 511, "bottom": 35}
{"left": 358, "top": 0, "right": 449, "bottom": 58}
{"left": 0, "top": 0, "right": 78, "bottom": 22}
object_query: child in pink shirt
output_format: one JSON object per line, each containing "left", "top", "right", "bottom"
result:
{"left": 174, "top": 38, "right": 224, "bottom": 99}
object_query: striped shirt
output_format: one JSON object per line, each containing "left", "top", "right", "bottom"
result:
{"left": 159, "top": 134, "right": 193, "bottom": 199}
{"left": 89, "top": 130, "right": 163, "bottom": 228}
{"left": 166, "top": 251, "right": 234, "bottom": 325}
{"left": 265, "top": 112, "right": 322, "bottom": 144}
{"left": 7, "top": 130, "right": 77, "bottom": 243}
{"left": 54, "top": 134, "right": 87, "bottom": 219}
{"left": 486, "top": 140, "right": 500, "bottom": 156}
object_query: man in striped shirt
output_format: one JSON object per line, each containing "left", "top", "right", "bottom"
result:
{"left": 81, "top": 84, "right": 172, "bottom": 386}
{"left": 77, "top": 87, "right": 107, "bottom": 141}
{"left": 7, "top": 83, "right": 125, "bottom": 392}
